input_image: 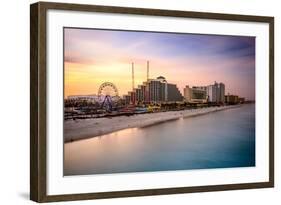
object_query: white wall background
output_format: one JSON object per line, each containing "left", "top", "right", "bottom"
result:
{"left": 0, "top": 0, "right": 279, "bottom": 204}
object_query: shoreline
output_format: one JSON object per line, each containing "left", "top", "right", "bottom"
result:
{"left": 64, "top": 105, "right": 241, "bottom": 143}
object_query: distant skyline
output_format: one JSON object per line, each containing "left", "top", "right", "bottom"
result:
{"left": 64, "top": 28, "right": 255, "bottom": 100}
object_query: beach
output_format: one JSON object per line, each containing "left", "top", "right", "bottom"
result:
{"left": 64, "top": 105, "right": 240, "bottom": 142}
{"left": 64, "top": 104, "right": 254, "bottom": 175}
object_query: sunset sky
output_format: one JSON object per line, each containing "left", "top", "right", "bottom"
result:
{"left": 64, "top": 28, "right": 255, "bottom": 100}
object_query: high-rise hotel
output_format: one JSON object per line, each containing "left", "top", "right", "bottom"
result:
{"left": 124, "top": 76, "right": 183, "bottom": 104}
{"left": 206, "top": 82, "right": 225, "bottom": 103}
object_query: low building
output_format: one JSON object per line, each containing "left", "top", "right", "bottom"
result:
{"left": 239, "top": 97, "right": 245, "bottom": 104}
{"left": 123, "top": 95, "right": 131, "bottom": 105}
{"left": 225, "top": 94, "right": 239, "bottom": 104}
{"left": 67, "top": 95, "right": 99, "bottom": 102}
{"left": 184, "top": 85, "right": 207, "bottom": 103}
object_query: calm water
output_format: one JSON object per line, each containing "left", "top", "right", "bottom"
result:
{"left": 64, "top": 104, "right": 255, "bottom": 176}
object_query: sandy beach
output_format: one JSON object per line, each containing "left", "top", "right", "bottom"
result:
{"left": 64, "top": 105, "right": 240, "bottom": 142}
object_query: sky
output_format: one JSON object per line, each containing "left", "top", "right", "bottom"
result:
{"left": 64, "top": 28, "right": 255, "bottom": 100}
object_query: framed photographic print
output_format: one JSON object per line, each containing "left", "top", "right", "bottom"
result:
{"left": 30, "top": 1, "right": 274, "bottom": 202}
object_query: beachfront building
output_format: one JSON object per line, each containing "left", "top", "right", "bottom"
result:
{"left": 129, "top": 91, "right": 136, "bottom": 104}
{"left": 123, "top": 76, "right": 183, "bottom": 104}
{"left": 123, "top": 94, "right": 131, "bottom": 105}
{"left": 157, "top": 76, "right": 168, "bottom": 102}
{"left": 218, "top": 83, "right": 225, "bottom": 103}
{"left": 239, "top": 97, "right": 245, "bottom": 103}
{"left": 206, "top": 82, "right": 225, "bottom": 103}
{"left": 167, "top": 83, "right": 183, "bottom": 102}
{"left": 225, "top": 94, "right": 239, "bottom": 104}
{"left": 134, "top": 87, "right": 142, "bottom": 103}
{"left": 183, "top": 85, "right": 208, "bottom": 103}
{"left": 148, "top": 79, "right": 161, "bottom": 102}
{"left": 147, "top": 76, "right": 182, "bottom": 103}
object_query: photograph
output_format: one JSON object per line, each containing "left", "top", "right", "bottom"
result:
{"left": 63, "top": 27, "right": 256, "bottom": 176}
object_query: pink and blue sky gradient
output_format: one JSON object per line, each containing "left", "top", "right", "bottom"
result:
{"left": 64, "top": 28, "right": 255, "bottom": 100}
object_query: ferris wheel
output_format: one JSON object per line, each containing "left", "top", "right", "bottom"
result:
{"left": 98, "top": 82, "right": 120, "bottom": 111}
{"left": 98, "top": 82, "right": 119, "bottom": 97}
